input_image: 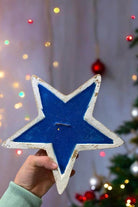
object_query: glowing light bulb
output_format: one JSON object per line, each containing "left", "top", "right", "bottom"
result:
{"left": 0, "top": 121, "right": 2, "bottom": 127}
{"left": 19, "top": 91, "right": 25, "bottom": 98}
{"left": 28, "top": 19, "right": 34, "bottom": 24}
{"left": 25, "top": 115, "right": 30, "bottom": 121}
{"left": 104, "top": 183, "right": 109, "bottom": 188}
{"left": 99, "top": 151, "right": 106, "bottom": 157}
{"left": 120, "top": 184, "right": 125, "bottom": 189}
{"left": 4, "top": 40, "right": 10, "bottom": 45}
{"left": 25, "top": 74, "right": 31, "bottom": 80}
{"left": 124, "top": 179, "right": 129, "bottom": 184}
{"left": 131, "top": 15, "right": 136, "bottom": 19}
{"left": 0, "top": 93, "right": 4, "bottom": 98}
{"left": 0, "top": 114, "right": 3, "bottom": 120}
{"left": 16, "top": 149, "right": 23, "bottom": 155}
{"left": 53, "top": 61, "right": 59, "bottom": 68}
{"left": 132, "top": 74, "right": 137, "bottom": 81}
{"left": 53, "top": 7, "right": 60, "bottom": 14}
{"left": 0, "top": 71, "right": 5, "bottom": 78}
{"left": 108, "top": 186, "right": 112, "bottom": 190}
{"left": 13, "top": 82, "right": 19, "bottom": 88}
{"left": 14, "top": 102, "right": 23, "bottom": 109}
{"left": 44, "top": 41, "right": 51, "bottom": 47}
{"left": 22, "top": 54, "right": 29, "bottom": 60}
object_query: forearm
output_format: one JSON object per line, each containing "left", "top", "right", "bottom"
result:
{"left": 0, "top": 182, "right": 42, "bottom": 207}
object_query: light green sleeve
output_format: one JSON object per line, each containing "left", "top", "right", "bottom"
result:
{"left": 0, "top": 182, "right": 42, "bottom": 207}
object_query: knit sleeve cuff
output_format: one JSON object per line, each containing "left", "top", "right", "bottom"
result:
{"left": 0, "top": 182, "right": 42, "bottom": 207}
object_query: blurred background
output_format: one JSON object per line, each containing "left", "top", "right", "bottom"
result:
{"left": 0, "top": 0, "right": 138, "bottom": 206}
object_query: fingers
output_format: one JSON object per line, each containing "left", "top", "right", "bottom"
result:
{"left": 35, "top": 149, "right": 47, "bottom": 156}
{"left": 28, "top": 155, "right": 58, "bottom": 170}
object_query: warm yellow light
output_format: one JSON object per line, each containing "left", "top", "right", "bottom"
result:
{"left": 53, "top": 7, "right": 60, "bottom": 13}
{"left": 132, "top": 74, "right": 137, "bottom": 81}
{"left": 108, "top": 186, "right": 112, "bottom": 190}
{"left": 104, "top": 183, "right": 109, "bottom": 188}
{"left": 0, "top": 121, "right": 2, "bottom": 127}
{"left": 14, "top": 102, "right": 23, "bottom": 109}
{"left": 124, "top": 179, "right": 129, "bottom": 184}
{"left": 120, "top": 184, "right": 125, "bottom": 189}
{"left": 13, "top": 82, "right": 19, "bottom": 88}
{"left": 0, "top": 114, "right": 3, "bottom": 120}
{"left": 0, "top": 93, "right": 4, "bottom": 98}
{"left": 22, "top": 54, "right": 29, "bottom": 60}
{"left": 25, "top": 115, "right": 30, "bottom": 121}
{"left": 0, "top": 71, "right": 5, "bottom": 78}
{"left": 0, "top": 139, "right": 2, "bottom": 143}
{"left": 45, "top": 41, "right": 51, "bottom": 47}
{"left": 25, "top": 74, "right": 31, "bottom": 80}
{"left": 53, "top": 61, "right": 59, "bottom": 68}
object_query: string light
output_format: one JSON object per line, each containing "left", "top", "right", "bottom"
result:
{"left": 104, "top": 183, "right": 109, "bottom": 188}
{"left": 14, "top": 102, "right": 23, "bottom": 109}
{"left": 53, "top": 61, "right": 59, "bottom": 68}
{"left": 132, "top": 74, "right": 137, "bottom": 81}
{"left": 13, "top": 82, "right": 19, "bottom": 88}
{"left": 99, "top": 151, "right": 106, "bottom": 157}
{"left": 108, "top": 186, "right": 112, "bottom": 191}
{"left": 25, "top": 74, "right": 31, "bottom": 80}
{"left": 0, "top": 71, "right": 5, "bottom": 78}
{"left": 16, "top": 149, "right": 23, "bottom": 156}
{"left": 131, "top": 15, "right": 136, "bottom": 19}
{"left": 120, "top": 184, "right": 125, "bottom": 189}
{"left": 25, "top": 115, "right": 30, "bottom": 121}
{"left": 4, "top": 40, "right": 10, "bottom": 45}
{"left": 44, "top": 41, "right": 51, "bottom": 47}
{"left": 0, "top": 139, "right": 2, "bottom": 143}
{"left": 28, "top": 19, "right": 34, "bottom": 24}
{"left": 0, "top": 93, "right": 4, "bottom": 98}
{"left": 19, "top": 91, "right": 25, "bottom": 98}
{"left": 22, "top": 54, "right": 29, "bottom": 60}
{"left": 124, "top": 179, "right": 129, "bottom": 184}
{"left": 0, "top": 121, "right": 2, "bottom": 127}
{"left": 0, "top": 114, "right": 3, "bottom": 120}
{"left": 53, "top": 7, "right": 60, "bottom": 14}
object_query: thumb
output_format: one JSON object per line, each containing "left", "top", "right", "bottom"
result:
{"left": 28, "top": 155, "right": 58, "bottom": 170}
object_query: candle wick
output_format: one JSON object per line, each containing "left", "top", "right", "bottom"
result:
{"left": 55, "top": 122, "right": 71, "bottom": 127}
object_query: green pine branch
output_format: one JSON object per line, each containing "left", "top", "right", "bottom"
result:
{"left": 115, "top": 120, "right": 138, "bottom": 134}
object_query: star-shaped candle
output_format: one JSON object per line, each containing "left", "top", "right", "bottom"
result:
{"left": 2, "top": 75, "right": 123, "bottom": 194}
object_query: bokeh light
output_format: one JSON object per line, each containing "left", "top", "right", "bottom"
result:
{"left": 53, "top": 7, "right": 60, "bottom": 14}
{"left": 22, "top": 54, "right": 29, "bottom": 60}
{"left": 14, "top": 102, "right": 23, "bottom": 109}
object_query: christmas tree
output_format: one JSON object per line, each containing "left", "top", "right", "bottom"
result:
{"left": 72, "top": 29, "right": 138, "bottom": 207}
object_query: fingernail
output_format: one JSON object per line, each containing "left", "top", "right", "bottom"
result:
{"left": 52, "top": 162, "right": 58, "bottom": 168}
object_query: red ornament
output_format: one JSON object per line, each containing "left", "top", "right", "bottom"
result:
{"left": 131, "top": 15, "right": 136, "bottom": 19}
{"left": 84, "top": 191, "right": 96, "bottom": 200}
{"left": 91, "top": 59, "right": 105, "bottom": 75}
{"left": 28, "top": 19, "right": 34, "bottom": 24}
{"left": 75, "top": 194, "right": 86, "bottom": 203}
{"left": 100, "top": 193, "right": 109, "bottom": 200}
{"left": 125, "top": 196, "right": 136, "bottom": 205}
{"left": 126, "top": 35, "right": 133, "bottom": 42}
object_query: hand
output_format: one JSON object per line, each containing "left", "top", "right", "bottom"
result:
{"left": 14, "top": 149, "right": 58, "bottom": 197}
